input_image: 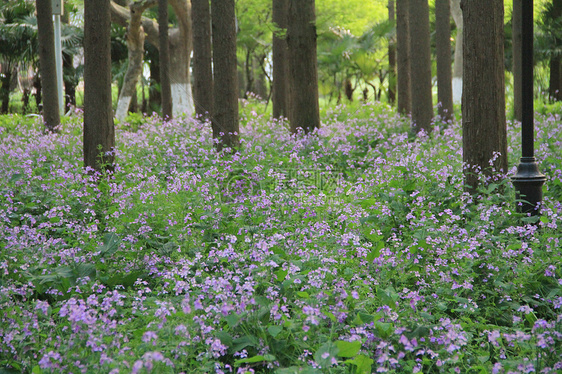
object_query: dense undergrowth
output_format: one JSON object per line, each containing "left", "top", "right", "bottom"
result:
{"left": 1, "top": 101, "right": 562, "bottom": 373}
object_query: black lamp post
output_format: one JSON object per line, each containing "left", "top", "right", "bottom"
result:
{"left": 512, "top": 0, "right": 546, "bottom": 215}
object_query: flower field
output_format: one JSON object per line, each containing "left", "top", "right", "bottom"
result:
{"left": 1, "top": 102, "right": 562, "bottom": 373}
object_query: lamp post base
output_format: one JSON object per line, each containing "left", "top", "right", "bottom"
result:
{"left": 512, "top": 157, "right": 546, "bottom": 215}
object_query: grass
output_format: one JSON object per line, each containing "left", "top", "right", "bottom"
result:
{"left": 0, "top": 100, "right": 561, "bottom": 373}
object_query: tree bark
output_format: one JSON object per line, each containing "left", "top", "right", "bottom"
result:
{"left": 169, "top": 0, "right": 194, "bottom": 116}
{"left": 549, "top": 57, "right": 562, "bottom": 102}
{"left": 159, "top": 0, "right": 173, "bottom": 119}
{"left": 512, "top": 0, "right": 522, "bottom": 119}
{"left": 36, "top": 0, "right": 61, "bottom": 131}
{"left": 435, "top": 0, "right": 454, "bottom": 122}
{"left": 0, "top": 67, "right": 11, "bottom": 114}
{"left": 287, "top": 0, "right": 320, "bottom": 134}
{"left": 191, "top": 0, "right": 213, "bottom": 119}
{"left": 110, "top": 0, "right": 194, "bottom": 117}
{"left": 115, "top": 0, "right": 154, "bottom": 121}
{"left": 272, "top": 0, "right": 289, "bottom": 118}
{"left": 388, "top": 0, "right": 396, "bottom": 104}
{"left": 63, "top": 52, "right": 77, "bottom": 110}
{"left": 548, "top": 0, "right": 562, "bottom": 102}
{"left": 84, "top": 0, "right": 115, "bottom": 172}
{"left": 461, "top": 0, "right": 507, "bottom": 193}
{"left": 451, "top": 0, "right": 463, "bottom": 104}
{"left": 408, "top": 0, "right": 433, "bottom": 133}
{"left": 211, "top": 0, "right": 239, "bottom": 150}
{"left": 396, "top": 0, "right": 411, "bottom": 114}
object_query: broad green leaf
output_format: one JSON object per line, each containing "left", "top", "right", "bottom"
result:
{"left": 267, "top": 325, "right": 283, "bottom": 338}
{"left": 335, "top": 340, "right": 361, "bottom": 357}
{"left": 345, "top": 354, "right": 373, "bottom": 374}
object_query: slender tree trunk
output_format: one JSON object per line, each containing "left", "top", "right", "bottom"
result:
{"left": 512, "top": 0, "right": 522, "bottom": 119}
{"left": 63, "top": 53, "right": 76, "bottom": 110}
{"left": 549, "top": 58, "right": 562, "bottom": 102}
{"left": 272, "top": 0, "right": 289, "bottom": 118}
{"left": 451, "top": 0, "right": 463, "bottom": 104}
{"left": 388, "top": 0, "right": 396, "bottom": 104}
{"left": 36, "top": 0, "right": 61, "bottom": 131}
{"left": 287, "top": 0, "right": 320, "bottom": 134}
{"left": 435, "top": 0, "right": 454, "bottom": 122}
{"left": 33, "top": 73, "right": 42, "bottom": 110}
{"left": 84, "top": 0, "right": 115, "bottom": 172}
{"left": 549, "top": 0, "right": 562, "bottom": 102}
{"left": 244, "top": 48, "right": 255, "bottom": 98}
{"left": 461, "top": 0, "right": 507, "bottom": 193}
{"left": 211, "top": 0, "right": 239, "bottom": 150}
{"left": 159, "top": 0, "right": 173, "bottom": 119}
{"left": 169, "top": 0, "right": 194, "bottom": 116}
{"left": 408, "top": 0, "right": 433, "bottom": 133}
{"left": 191, "top": 0, "right": 213, "bottom": 119}
{"left": 396, "top": 0, "right": 411, "bottom": 114}
{"left": 115, "top": 1, "right": 152, "bottom": 121}
{"left": 0, "top": 68, "right": 11, "bottom": 114}
{"left": 148, "top": 46, "right": 161, "bottom": 112}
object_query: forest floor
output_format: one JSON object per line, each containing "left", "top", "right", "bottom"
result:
{"left": 1, "top": 101, "right": 562, "bottom": 373}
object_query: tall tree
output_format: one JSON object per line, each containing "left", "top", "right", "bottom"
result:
{"left": 451, "top": 0, "right": 463, "bottom": 104}
{"left": 512, "top": 0, "right": 522, "bottom": 120}
{"left": 114, "top": 0, "right": 153, "bottom": 121}
{"left": 408, "top": 0, "right": 433, "bottom": 133}
{"left": 461, "top": 0, "right": 507, "bottom": 192}
{"left": 84, "top": 0, "right": 115, "bottom": 172}
{"left": 396, "top": 0, "right": 411, "bottom": 114}
{"left": 435, "top": 0, "right": 454, "bottom": 122}
{"left": 110, "top": 0, "right": 194, "bottom": 117}
{"left": 191, "top": 0, "right": 213, "bottom": 119}
{"left": 272, "top": 0, "right": 289, "bottom": 118}
{"left": 286, "top": 0, "right": 320, "bottom": 134}
{"left": 211, "top": 0, "right": 239, "bottom": 150}
{"left": 36, "top": 0, "right": 60, "bottom": 131}
{"left": 547, "top": 0, "right": 562, "bottom": 102}
{"left": 159, "top": 0, "right": 173, "bottom": 119}
{"left": 387, "top": 0, "right": 396, "bottom": 104}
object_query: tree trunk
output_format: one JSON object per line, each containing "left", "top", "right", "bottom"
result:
{"left": 408, "top": 0, "right": 433, "bottom": 133}
{"left": 244, "top": 48, "right": 255, "bottom": 98}
{"left": 388, "top": 0, "right": 396, "bottom": 104}
{"left": 461, "top": 0, "right": 507, "bottom": 193}
{"left": 549, "top": 57, "right": 562, "bottom": 102}
{"left": 396, "top": 0, "right": 411, "bottom": 114}
{"left": 115, "top": 0, "right": 152, "bottom": 121}
{"left": 169, "top": 0, "right": 194, "bottom": 116}
{"left": 110, "top": 0, "right": 194, "bottom": 117}
{"left": 287, "top": 0, "right": 320, "bottom": 134}
{"left": 451, "top": 0, "right": 463, "bottom": 104}
{"left": 84, "top": 0, "right": 115, "bottom": 172}
{"left": 435, "top": 0, "right": 454, "bottom": 122}
{"left": 512, "top": 0, "right": 522, "bottom": 119}
{"left": 148, "top": 45, "right": 161, "bottom": 112}
{"left": 63, "top": 52, "right": 77, "bottom": 110}
{"left": 254, "top": 55, "right": 268, "bottom": 99}
{"left": 548, "top": 0, "right": 562, "bottom": 102}
{"left": 191, "top": 0, "right": 213, "bottom": 119}
{"left": 159, "top": 0, "right": 173, "bottom": 119}
{"left": 36, "top": 0, "right": 61, "bottom": 131}
{"left": 211, "top": 0, "right": 239, "bottom": 150}
{"left": 272, "top": 0, "right": 289, "bottom": 118}
{"left": 0, "top": 68, "right": 11, "bottom": 114}
{"left": 33, "top": 73, "right": 42, "bottom": 110}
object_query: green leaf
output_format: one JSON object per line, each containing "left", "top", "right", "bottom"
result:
{"left": 335, "top": 340, "right": 361, "bottom": 357}
{"left": 345, "top": 354, "right": 373, "bottom": 374}
{"left": 9, "top": 173, "right": 23, "bottom": 183}
{"left": 275, "top": 269, "right": 288, "bottom": 282}
{"left": 216, "top": 331, "right": 233, "bottom": 347}
{"left": 235, "top": 354, "right": 276, "bottom": 366}
{"left": 98, "top": 233, "right": 120, "bottom": 257}
{"left": 224, "top": 313, "right": 240, "bottom": 328}
{"left": 314, "top": 341, "right": 338, "bottom": 367}
{"left": 267, "top": 325, "right": 283, "bottom": 338}
{"left": 296, "top": 291, "right": 309, "bottom": 298}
